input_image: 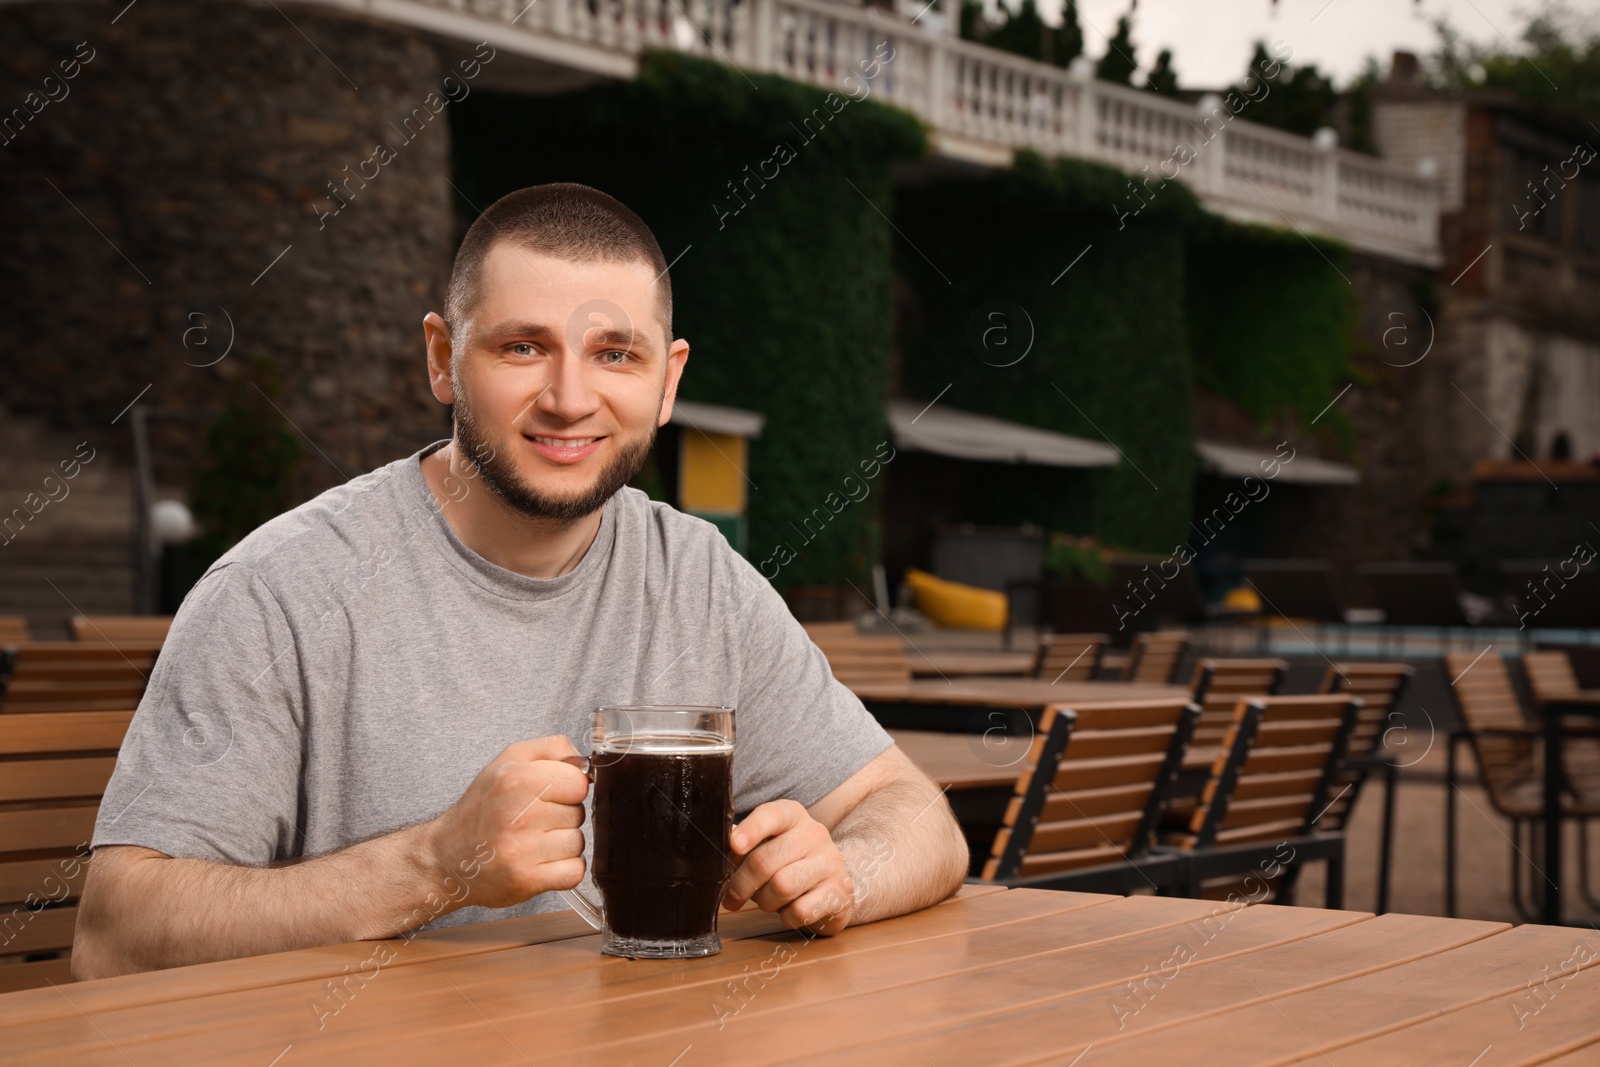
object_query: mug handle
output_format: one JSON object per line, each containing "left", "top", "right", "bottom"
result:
{"left": 559, "top": 754, "right": 606, "bottom": 932}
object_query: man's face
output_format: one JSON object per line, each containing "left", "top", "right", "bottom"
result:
{"left": 425, "top": 244, "right": 688, "bottom": 523}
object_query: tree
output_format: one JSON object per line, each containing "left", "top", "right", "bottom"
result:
{"left": 1429, "top": 3, "right": 1600, "bottom": 122}
{"left": 986, "top": 0, "right": 1049, "bottom": 63}
{"left": 1230, "top": 42, "right": 1337, "bottom": 137}
{"left": 1053, "top": 0, "right": 1084, "bottom": 68}
{"left": 1143, "top": 48, "right": 1179, "bottom": 95}
{"left": 1096, "top": 10, "right": 1138, "bottom": 84}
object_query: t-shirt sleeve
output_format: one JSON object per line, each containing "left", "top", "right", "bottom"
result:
{"left": 721, "top": 555, "right": 893, "bottom": 813}
{"left": 92, "top": 562, "right": 307, "bottom": 865}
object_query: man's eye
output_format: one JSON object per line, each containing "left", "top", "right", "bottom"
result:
{"left": 509, "top": 343, "right": 537, "bottom": 357}
{"left": 599, "top": 350, "right": 630, "bottom": 366}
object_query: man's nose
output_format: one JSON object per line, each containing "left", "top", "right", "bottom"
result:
{"left": 534, "top": 350, "right": 601, "bottom": 424}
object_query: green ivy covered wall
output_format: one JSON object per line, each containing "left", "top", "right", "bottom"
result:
{"left": 896, "top": 153, "right": 1204, "bottom": 553}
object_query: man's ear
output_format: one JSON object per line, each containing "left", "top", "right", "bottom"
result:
{"left": 422, "top": 312, "right": 456, "bottom": 405}
{"left": 657, "top": 337, "right": 691, "bottom": 426}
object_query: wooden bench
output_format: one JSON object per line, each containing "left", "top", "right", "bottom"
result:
{"left": 69, "top": 616, "right": 173, "bottom": 642}
{"left": 1166, "top": 693, "right": 1361, "bottom": 907}
{"left": 0, "top": 643, "right": 159, "bottom": 712}
{"left": 977, "top": 698, "right": 1199, "bottom": 894}
{"left": 1028, "top": 633, "right": 1107, "bottom": 683}
{"left": 1124, "top": 630, "right": 1190, "bottom": 684}
{"left": 812, "top": 634, "right": 911, "bottom": 686}
{"left": 1188, "top": 657, "right": 1288, "bottom": 749}
{"left": 0, "top": 709, "right": 132, "bottom": 992}
{"left": 1318, "top": 662, "right": 1415, "bottom": 913}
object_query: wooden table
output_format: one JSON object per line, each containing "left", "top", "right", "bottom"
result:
{"left": 8, "top": 887, "right": 1598, "bottom": 1064}
{"left": 907, "top": 650, "right": 1035, "bottom": 678}
{"left": 852, "top": 678, "right": 1189, "bottom": 736}
{"left": 888, "top": 729, "right": 1025, "bottom": 790}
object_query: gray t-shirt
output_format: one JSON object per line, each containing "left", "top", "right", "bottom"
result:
{"left": 93, "top": 441, "right": 892, "bottom": 929}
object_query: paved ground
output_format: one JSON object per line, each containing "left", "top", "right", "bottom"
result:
{"left": 1283, "top": 740, "right": 1600, "bottom": 925}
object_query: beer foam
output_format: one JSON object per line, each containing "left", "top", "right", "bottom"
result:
{"left": 593, "top": 731, "right": 733, "bottom": 755}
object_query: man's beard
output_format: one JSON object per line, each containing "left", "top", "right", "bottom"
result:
{"left": 452, "top": 387, "right": 656, "bottom": 524}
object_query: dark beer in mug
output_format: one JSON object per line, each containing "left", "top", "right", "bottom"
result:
{"left": 583, "top": 706, "right": 736, "bottom": 958}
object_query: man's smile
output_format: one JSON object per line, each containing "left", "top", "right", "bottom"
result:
{"left": 524, "top": 433, "right": 606, "bottom": 464}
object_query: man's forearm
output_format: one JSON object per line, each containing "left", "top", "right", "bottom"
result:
{"left": 831, "top": 776, "right": 967, "bottom": 926}
{"left": 75, "top": 821, "right": 487, "bottom": 978}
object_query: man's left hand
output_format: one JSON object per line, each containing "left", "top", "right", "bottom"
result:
{"left": 722, "top": 799, "right": 854, "bottom": 935}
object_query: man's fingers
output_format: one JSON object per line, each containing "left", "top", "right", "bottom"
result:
{"left": 782, "top": 884, "right": 852, "bottom": 935}
{"left": 749, "top": 857, "right": 827, "bottom": 913}
{"left": 506, "top": 760, "right": 590, "bottom": 810}
{"left": 730, "top": 799, "right": 808, "bottom": 855}
{"left": 499, "top": 735, "right": 581, "bottom": 765}
{"left": 722, "top": 829, "right": 817, "bottom": 908}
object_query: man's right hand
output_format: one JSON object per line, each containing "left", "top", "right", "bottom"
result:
{"left": 423, "top": 735, "right": 591, "bottom": 909}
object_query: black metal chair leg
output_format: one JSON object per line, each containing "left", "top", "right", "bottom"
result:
{"left": 1446, "top": 735, "right": 1460, "bottom": 917}
{"left": 1377, "top": 758, "right": 1397, "bottom": 915}
{"left": 1509, "top": 818, "right": 1539, "bottom": 924}
{"left": 1580, "top": 819, "right": 1600, "bottom": 912}
{"left": 1325, "top": 844, "right": 1345, "bottom": 910}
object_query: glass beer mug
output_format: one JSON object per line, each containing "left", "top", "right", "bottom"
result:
{"left": 561, "top": 705, "right": 736, "bottom": 958}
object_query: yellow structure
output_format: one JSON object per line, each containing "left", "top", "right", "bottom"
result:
{"left": 669, "top": 400, "right": 764, "bottom": 555}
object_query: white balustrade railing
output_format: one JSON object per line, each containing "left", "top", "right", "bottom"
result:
{"left": 410, "top": 0, "right": 1440, "bottom": 263}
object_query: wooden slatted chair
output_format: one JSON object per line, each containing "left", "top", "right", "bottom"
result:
{"left": 0, "top": 643, "right": 159, "bottom": 712}
{"left": 811, "top": 635, "right": 911, "bottom": 686}
{"left": 1125, "top": 631, "right": 1190, "bottom": 685}
{"left": 1318, "top": 663, "right": 1414, "bottom": 913}
{"left": 1524, "top": 650, "right": 1581, "bottom": 702}
{"left": 0, "top": 618, "right": 30, "bottom": 643}
{"left": 1444, "top": 651, "right": 1600, "bottom": 918}
{"left": 977, "top": 699, "right": 1199, "bottom": 894}
{"left": 69, "top": 615, "right": 172, "bottom": 642}
{"left": 1164, "top": 694, "right": 1362, "bottom": 907}
{"left": 1188, "top": 658, "right": 1288, "bottom": 749}
{"left": 0, "top": 709, "right": 132, "bottom": 992}
{"left": 1029, "top": 633, "right": 1108, "bottom": 683}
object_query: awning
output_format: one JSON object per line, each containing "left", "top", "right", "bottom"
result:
{"left": 669, "top": 400, "right": 764, "bottom": 438}
{"left": 888, "top": 399, "right": 1120, "bottom": 468}
{"left": 1195, "top": 439, "right": 1359, "bottom": 485}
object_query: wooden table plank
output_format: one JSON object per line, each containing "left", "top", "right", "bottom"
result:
{"left": 817, "top": 910, "right": 1506, "bottom": 1067}
{"left": 909, "top": 652, "right": 1034, "bottom": 678}
{"left": 1314, "top": 949, "right": 1600, "bottom": 1066}
{"left": 0, "top": 887, "right": 1089, "bottom": 1065}
{"left": 1009, "top": 922, "right": 1590, "bottom": 1067}
{"left": 889, "top": 730, "right": 1027, "bottom": 790}
{"left": 853, "top": 679, "right": 1189, "bottom": 708}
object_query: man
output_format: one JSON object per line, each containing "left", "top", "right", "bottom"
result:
{"left": 74, "top": 183, "right": 968, "bottom": 978}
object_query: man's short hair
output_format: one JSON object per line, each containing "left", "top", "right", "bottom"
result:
{"left": 443, "top": 183, "right": 672, "bottom": 344}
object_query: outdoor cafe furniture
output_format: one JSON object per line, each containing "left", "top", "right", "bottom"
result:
{"left": 1444, "top": 650, "right": 1600, "bottom": 923}
{"left": 0, "top": 617, "right": 30, "bottom": 643}
{"left": 0, "top": 642, "right": 160, "bottom": 712}
{"left": 0, "top": 709, "right": 131, "bottom": 993}
{"left": 1317, "top": 662, "right": 1414, "bottom": 915}
{"left": 907, "top": 650, "right": 1034, "bottom": 678}
{"left": 809, "top": 634, "right": 912, "bottom": 686}
{"left": 1120, "top": 629, "right": 1191, "bottom": 684}
{"left": 1360, "top": 561, "right": 1475, "bottom": 651}
{"left": 68, "top": 615, "right": 173, "bottom": 642}
{"left": 1187, "top": 657, "right": 1288, "bottom": 750}
{"left": 1242, "top": 558, "right": 1348, "bottom": 650}
{"left": 1026, "top": 632, "right": 1107, "bottom": 683}
{"left": 975, "top": 699, "right": 1198, "bottom": 895}
{"left": 844, "top": 677, "right": 1190, "bottom": 735}
{"left": 6, "top": 885, "right": 1593, "bottom": 1063}
{"left": 1162, "top": 694, "right": 1361, "bottom": 908}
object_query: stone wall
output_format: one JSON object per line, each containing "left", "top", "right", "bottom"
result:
{"left": 0, "top": 0, "right": 456, "bottom": 499}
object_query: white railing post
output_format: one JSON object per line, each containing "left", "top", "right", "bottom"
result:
{"left": 1319, "top": 152, "right": 1340, "bottom": 225}
{"left": 928, "top": 37, "right": 946, "bottom": 129}
{"left": 1073, "top": 68, "right": 1096, "bottom": 161}
{"left": 752, "top": 0, "right": 774, "bottom": 74}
